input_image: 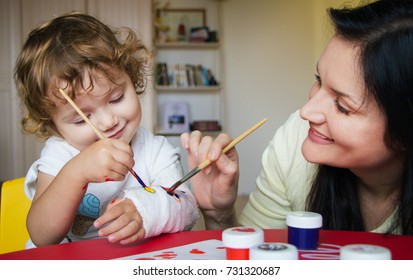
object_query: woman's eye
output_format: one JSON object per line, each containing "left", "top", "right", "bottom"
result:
{"left": 110, "top": 94, "right": 125, "bottom": 104}
{"left": 334, "top": 99, "right": 350, "bottom": 115}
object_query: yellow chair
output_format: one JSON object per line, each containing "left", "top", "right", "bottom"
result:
{"left": 0, "top": 177, "right": 31, "bottom": 254}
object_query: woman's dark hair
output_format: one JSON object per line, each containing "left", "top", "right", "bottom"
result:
{"left": 306, "top": 0, "right": 413, "bottom": 235}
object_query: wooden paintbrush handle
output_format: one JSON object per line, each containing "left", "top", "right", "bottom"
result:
{"left": 197, "top": 118, "right": 267, "bottom": 170}
{"left": 59, "top": 88, "right": 105, "bottom": 139}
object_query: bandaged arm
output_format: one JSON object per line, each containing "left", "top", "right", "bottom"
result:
{"left": 123, "top": 163, "right": 199, "bottom": 238}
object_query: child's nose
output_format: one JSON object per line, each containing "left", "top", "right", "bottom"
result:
{"left": 96, "top": 108, "right": 118, "bottom": 132}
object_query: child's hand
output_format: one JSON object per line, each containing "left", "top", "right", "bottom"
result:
{"left": 71, "top": 138, "right": 135, "bottom": 183}
{"left": 94, "top": 198, "right": 145, "bottom": 244}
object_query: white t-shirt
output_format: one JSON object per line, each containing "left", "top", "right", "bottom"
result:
{"left": 25, "top": 127, "right": 198, "bottom": 247}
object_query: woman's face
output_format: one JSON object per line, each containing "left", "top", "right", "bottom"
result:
{"left": 51, "top": 69, "right": 141, "bottom": 151}
{"left": 300, "top": 36, "right": 398, "bottom": 173}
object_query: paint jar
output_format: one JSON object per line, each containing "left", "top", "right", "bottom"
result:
{"left": 286, "top": 211, "right": 322, "bottom": 250}
{"left": 340, "top": 244, "right": 391, "bottom": 260}
{"left": 222, "top": 227, "right": 264, "bottom": 260}
{"left": 250, "top": 242, "right": 298, "bottom": 260}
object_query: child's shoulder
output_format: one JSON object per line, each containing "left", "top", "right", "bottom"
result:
{"left": 40, "top": 136, "right": 79, "bottom": 162}
{"left": 41, "top": 136, "right": 79, "bottom": 158}
{"left": 134, "top": 127, "right": 167, "bottom": 143}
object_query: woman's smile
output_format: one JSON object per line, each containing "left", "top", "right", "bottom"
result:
{"left": 308, "top": 127, "right": 334, "bottom": 144}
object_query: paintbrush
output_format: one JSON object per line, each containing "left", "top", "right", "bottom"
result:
{"left": 167, "top": 118, "right": 268, "bottom": 193}
{"left": 59, "top": 88, "right": 148, "bottom": 188}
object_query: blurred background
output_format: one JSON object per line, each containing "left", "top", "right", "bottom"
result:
{"left": 0, "top": 0, "right": 361, "bottom": 195}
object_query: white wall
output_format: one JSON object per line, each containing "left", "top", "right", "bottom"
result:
{"left": 221, "top": 0, "right": 316, "bottom": 194}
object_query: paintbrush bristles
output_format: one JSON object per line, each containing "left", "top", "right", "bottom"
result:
{"left": 169, "top": 166, "right": 201, "bottom": 192}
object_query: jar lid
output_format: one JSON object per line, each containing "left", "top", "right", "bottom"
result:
{"left": 222, "top": 227, "right": 264, "bottom": 249}
{"left": 340, "top": 244, "right": 392, "bottom": 260}
{"left": 250, "top": 243, "right": 298, "bottom": 260}
{"left": 286, "top": 211, "right": 322, "bottom": 229}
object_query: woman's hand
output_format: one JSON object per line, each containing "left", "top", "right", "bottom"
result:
{"left": 94, "top": 198, "right": 145, "bottom": 245}
{"left": 181, "top": 131, "right": 240, "bottom": 229}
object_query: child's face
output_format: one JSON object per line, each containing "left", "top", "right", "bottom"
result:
{"left": 51, "top": 69, "right": 141, "bottom": 150}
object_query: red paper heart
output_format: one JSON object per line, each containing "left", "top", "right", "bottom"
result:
{"left": 190, "top": 248, "right": 205, "bottom": 254}
{"left": 154, "top": 251, "right": 178, "bottom": 259}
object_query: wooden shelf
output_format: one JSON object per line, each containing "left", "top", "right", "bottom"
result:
{"left": 153, "top": 0, "right": 224, "bottom": 137}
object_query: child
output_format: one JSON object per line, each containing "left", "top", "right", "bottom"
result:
{"left": 14, "top": 12, "right": 198, "bottom": 247}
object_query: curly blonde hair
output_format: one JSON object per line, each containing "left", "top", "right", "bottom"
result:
{"left": 14, "top": 12, "right": 152, "bottom": 140}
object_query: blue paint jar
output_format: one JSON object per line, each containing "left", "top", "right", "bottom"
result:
{"left": 286, "top": 211, "right": 322, "bottom": 250}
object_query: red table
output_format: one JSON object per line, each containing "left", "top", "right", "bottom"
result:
{"left": 1, "top": 229, "right": 412, "bottom": 260}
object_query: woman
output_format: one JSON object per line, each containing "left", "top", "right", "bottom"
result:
{"left": 182, "top": 0, "right": 413, "bottom": 235}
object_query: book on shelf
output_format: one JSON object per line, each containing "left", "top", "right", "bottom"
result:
{"left": 155, "top": 63, "right": 219, "bottom": 88}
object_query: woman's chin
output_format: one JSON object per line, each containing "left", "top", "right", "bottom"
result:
{"left": 301, "top": 142, "right": 325, "bottom": 164}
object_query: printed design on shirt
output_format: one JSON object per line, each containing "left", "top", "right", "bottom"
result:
{"left": 72, "top": 193, "right": 100, "bottom": 236}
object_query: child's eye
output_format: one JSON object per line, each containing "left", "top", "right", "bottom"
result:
{"left": 334, "top": 99, "right": 350, "bottom": 115}
{"left": 74, "top": 119, "right": 86, "bottom": 125}
{"left": 110, "top": 94, "right": 125, "bottom": 104}
{"left": 314, "top": 74, "right": 321, "bottom": 84}
{"left": 73, "top": 114, "right": 90, "bottom": 126}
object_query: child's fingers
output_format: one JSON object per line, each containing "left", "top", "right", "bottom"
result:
{"left": 116, "top": 221, "right": 146, "bottom": 244}
{"left": 94, "top": 199, "right": 142, "bottom": 237}
{"left": 100, "top": 213, "right": 144, "bottom": 243}
{"left": 93, "top": 199, "right": 123, "bottom": 229}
